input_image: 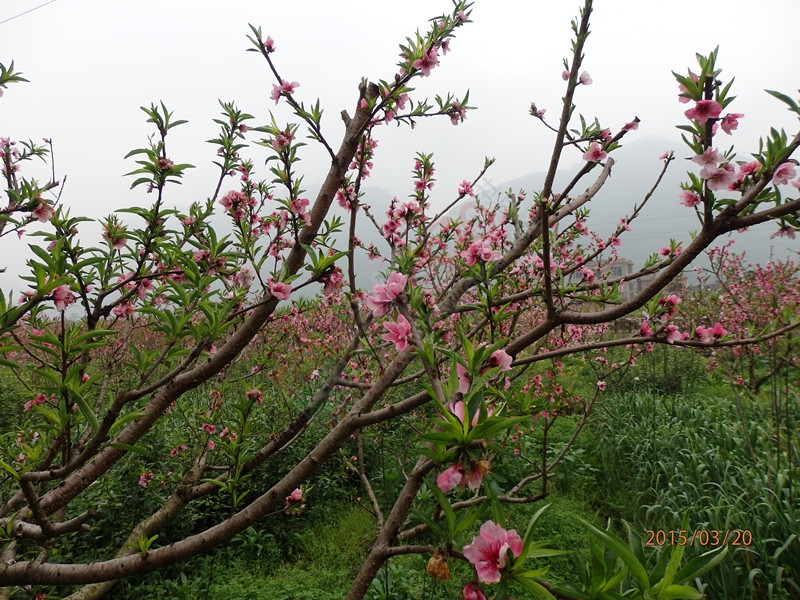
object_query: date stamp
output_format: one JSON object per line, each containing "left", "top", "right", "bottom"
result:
{"left": 645, "top": 529, "right": 752, "bottom": 547}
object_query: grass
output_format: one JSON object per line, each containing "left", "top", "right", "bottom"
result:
{"left": 586, "top": 390, "right": 800, "bottom": 600}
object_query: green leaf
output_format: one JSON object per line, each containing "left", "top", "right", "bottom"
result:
{"left": 766, "top": 89, "right": 800, "bottom": 114}
{"left": 109, "top": 409, "right": 147, "bottom": 435}
{"left": 522, "top": 503, "right": 550, "bottom": 553}
{"left": 68, "top": 388, "right": 100, "bottom": 432}
{"left": 672, "top": 545, "right": 727, "bottom": 584}
{"left": 579, "top": 519, "right": 650, "bottom": 593}
{"left": 108, "top": 443, "right": 150, "bottom": 456}
{"left": 654, "top": 584, "right": 703, "bottom": 600}
{"left": 428, "top": 478, "right": 456, "bottom": 538}
{"left": 512, "top": 573, "right": 557, "bottom": 599}
{"left": 0, "top": 460, "right": 20, "bottom": 480}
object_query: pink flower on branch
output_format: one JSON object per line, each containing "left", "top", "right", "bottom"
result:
{"left": 460, "top": 240, "right": 500, "bottom": 266}
{"left": 483, "top": 349, "right": 512, "bottom": 372}
{"left": 582, "top": 142, "right": 607, "bottom": 162}
{"left": 679, "top": 190, "right": 702, "bottom": 208}
{"left": 720, "top": 113, "right": 743, "bottom": 134}
{"left": 413, "top": 47, "right": 439, "bottom": 77}
{"left": 24, "top": 393, "right": 47, "bottom": 412}
{"left": 772, "top": 162, "right": 797, "bottom": 186}
{"left": 32, "top": 202, "right": 55, "bottom": 223}
{"left": 458, "top": 180, "right": 474, "bottom": 196}
{"left": 579, "top": 71, "right": 592, "bottom": 85}
{"left": 365, "top": 272, "right": 408, "bottom": 317}
{"left": 51, "top": 285, "right": 76, "bottom": 312}
{"left": 665, "top": 324, "right": 682, "bottom": 344}
{"left": 381, "top": 313, "right": 412, "bottom": 351}
{"left": 235, "top": 264, "right": 256, "bottom": 288}
{"left": 436, "top": 459, "right": 488, "bottom": 493}
{"left": 691, "top": 147, "right": 722, "bottom": 168}
{"left": 270, "top": 79, "right": 299, "bottom": 105}
{"left": 463, "top": 520, "right": 523, "bottom": 584}
{"left": 770, "top": 225, "right": 796, "bottom": 240}
{"left": 436, "top": 465, "right": 463, "bottom": 492}
{"left": 461, "top": 581, "right": 487, "bottom": 600}
{"left": 703, "top": 163, "right": 737, "bottom": 191}
{"left": 269, "top": 281, "right": 292, "bottom": 301}
{"left": 684, "top": 99, "right": 722, "bottom": 124}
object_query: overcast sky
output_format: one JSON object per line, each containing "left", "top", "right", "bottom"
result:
{"left": 2, "top": 0, "right": 799, "bottom": 281}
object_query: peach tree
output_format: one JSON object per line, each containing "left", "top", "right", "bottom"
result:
{"left": 1, "top": 1, "right": 799, "bottom": 599}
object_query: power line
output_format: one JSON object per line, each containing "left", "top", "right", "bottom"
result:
{"left": 0, "top": 0, "right": 57, "bottom": 26}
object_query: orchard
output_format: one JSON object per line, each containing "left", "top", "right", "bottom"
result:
{"left": 1, "top": 1, "right": 799, "bottom": 599}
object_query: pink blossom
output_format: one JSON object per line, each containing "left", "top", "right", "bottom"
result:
{"left": 458, "top": 180, "right": 474, "bottom": 196}
{"left": 708, "top": 322, "right": 726, "bottom": 338}
{"left": 322, "top": 269, "right": 344, "bottom": 295}
{"left": 772, "top": 162, "right": 797, "bottom": 186}
{"left": 623, "top": 119, "right": 639, "bottom": 131}
{"left": 561, "top": 70, "right": 570, "bottom": 81}
{"left": 286, "top": 488, "right": 303, "bottom": 503}
{"left": 32, "top": 202, "right": 54, "bottom": 223}
{"left": 461, "top": 582, "right": 487, "bottom": 600}
{"left": 365, "top": 272, "right": 408, "bottom": 317}
{"left": 396, "top": 93, "right": 409, "bottom": 110}
{"left": 235, "top": 264, "right": 256, "bottom": 287}
{"left": 665, "top": 324, "right": 682, "bottom": 344}
{"left": 463, "top": 520, "right": 523, "bottom": 584}
{"left": 691, "top": 147, "right": 722, "bottom": 168}
{"left": 413, "top": 47, "right": 439, "bottom": 76}
{"left": 270, "top": 79, "right": 299, "bottom": 105}
{"left": 684, "top": 99, "right": 722, "bottom": 124}
{"left": 112, "top": 302, "right": 135, "bottom": 318}
{"left": 456, "top": 363, "right": 471, "bottom": 394}
{"left": 485, "top": 349, "right": 512, "bottom": 372}
{"left": 641, "top": 321, "right": 654, "bottom": 337}
{"left": 436, "top": 465, "right": 464, "bottom": 492}
{"left": 582, "top": 142, "right": 607, "bottom": 162}
{"left": 264, "top": 36, "right": 276, "bottom": 53}
{"left": 381, "top": 314, "right": 412, "bottom": 351}
{"left": 139, "top": 471, "right": 153, "bottom": 488}
{"left": 460, "top": 240, "right": 501, "bottom": 266}
{"left": 720, "top": 113, "right": 743, "bottom": 135}
{"left": 269, "top": 281, "right": 292, "bottom": 301}
{"left": 24, "top": 393, "right": 47, "bottom": 412}
{"left": 704, "top": 163, "right": 737, "bottom": 191}
{"left": 579, "top": 71, "right": 592, "bottom": 85}
{"left": 51, "top": 285, "right": 76, "bottom": 312}
{"left": 770, "top": 225, "right": 796, "bottom": 240}
{"left": 597, "top": 380, "right": 607, "bottom": 391}
{"left": 679, "top": 190, "right": 702, "bottom": 208}
{"left": 271, "top": 131, "right": 294, "bottom": 150}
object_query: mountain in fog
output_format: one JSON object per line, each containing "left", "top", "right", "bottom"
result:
{"left": 495, "top": 135, "right": 796, "bottom": 268}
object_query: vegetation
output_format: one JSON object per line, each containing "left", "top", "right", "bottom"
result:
{"left": 1, "top": 0, "right": 799, "bottom": 599}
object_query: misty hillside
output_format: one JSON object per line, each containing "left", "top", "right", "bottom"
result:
{"left": 350, "top": 135, "right": 797, "bottom": 289}
{"left": 498, "top": 135, "right": 797, "bottom": 268}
